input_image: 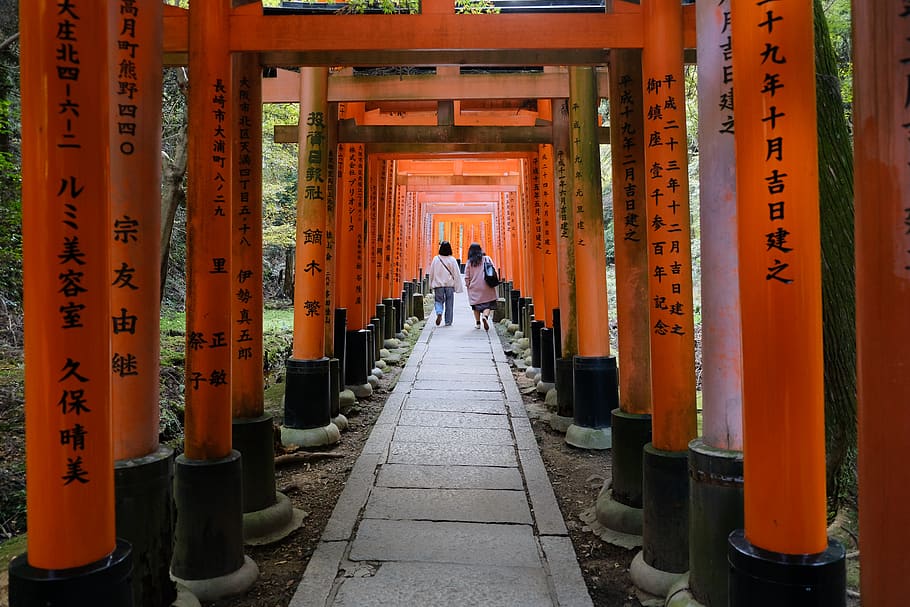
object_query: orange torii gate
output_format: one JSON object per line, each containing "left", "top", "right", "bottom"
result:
{"left": 16, "top": 1, "right": 898, "bottom": 605}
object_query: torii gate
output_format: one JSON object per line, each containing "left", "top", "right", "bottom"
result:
{"left": 14, "top": 2, "right": 909, "bottom": 607}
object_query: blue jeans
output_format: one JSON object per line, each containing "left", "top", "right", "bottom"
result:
{"left": 434, "top": 286, "right": 455, "bottom": 325}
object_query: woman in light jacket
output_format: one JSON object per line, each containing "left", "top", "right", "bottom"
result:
{"left": 428, "top": 241, "right": 463, "bottom": 326}
{"left": 463, "top": 242, "right": 498, "bottom": 331}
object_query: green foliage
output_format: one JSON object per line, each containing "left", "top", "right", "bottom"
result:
{"left": 262, "top": 103, "right": 300, "bottom": 248}
{"left": 821, "top": 0, "right": 852, "bottom": 124}
{"left": 0, "top": 98, "right": 21, "bottom": 306}
{"left": 455, "top": 0, "right": 500, "bottom": 14}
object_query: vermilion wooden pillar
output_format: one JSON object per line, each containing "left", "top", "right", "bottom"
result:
{"left": 337, "top": 143, "right": 372, "bottom": 397}
{"left": 530, "top": 154, "right": 548, "bottom": 329}
{"left": 231, "top": 54, "right": 264, "bottom": 422}
{"left": 565, "top": 66, "right": 617, "bottom": 451}
{"left": 107, "top": 3, "right": 175, "bottom": 606}
{"left": 728, "top": 1, "right": 844, "bottom": 603}
{"left": 12, "top": 3, "right": 133, "bottom": 602}
{"left": 232, "top": 54, "right": 304, "bottom": 545}
{"left": 683, "top": 2, "right": 744, "bottom": 605}
{"left": 855, "top": 7, "right": 910, "bottom": 606}
{"left": 594, "top": 47, "right": 653, "bottom": 544}
{"left": 540, "top": 145, "right": 560, "bottom": 330}
{"left": 171, "top": 1, "right": 257, "bottom": 597}
{"left": 551, "top": 99, "right": 579, "bottom": 432}
{"left": 631, "top": 0, "right": 696, "bottom": 595}
{"left": 282, "top": 67, "right": 340, "bottom": 449}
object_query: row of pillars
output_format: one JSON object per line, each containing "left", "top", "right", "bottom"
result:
{"left": 9, "top": 1, "right": 910, "bottom": 606}
{"left": 10, "top": 2, "right": 423, "bottom": 605}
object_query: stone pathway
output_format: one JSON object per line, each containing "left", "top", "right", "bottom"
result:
{"left": 290, "top": 288, "right": 593, "bottom": 607}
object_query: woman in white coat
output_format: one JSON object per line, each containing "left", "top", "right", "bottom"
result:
{"left": 427, "top": 241, "right": 463, "bottom": 326}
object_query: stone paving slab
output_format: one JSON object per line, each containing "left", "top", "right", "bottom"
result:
{"left": 288, "top": 540, "right": 348, "bottom": 607}
{"left": 398, "top": 409, "right": 510, "bottom": 429}
{"left": 333, "top": 562, "right": 553, "bottom": 607}
{"left": 349, "top": 519, "right": 541, "bottom": 567}
{"left": 376, "top": 463, "right": 524, "bottom": 490}
{"left": 540, "top": 536, "right": 595, "bottom": 607}
{"left": 404, "top": 397, "right": 508, "bottom": 414}
{"left": 388, "top": 442, "right": 518, "bottom": 467}
{"left": 417, "top": 363, "right": 499, "bottom": 375}
{"left": 393, "top": 425, "right": 515, "bottom": 445}
{"left": 408, "top": 387, "right": 504, "bottom": 401}
{"left": 413, "top": 379, "right": 502, "bottom": 392}
{"left": 363, "top": 487, "right": 532, "bottom": 524}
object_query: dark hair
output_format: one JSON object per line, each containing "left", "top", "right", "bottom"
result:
{"left": 438, "top": 241, "right": 453, "bottom": 256}
{"left": 467, "top": 243, "right": 483, "bottom": 266}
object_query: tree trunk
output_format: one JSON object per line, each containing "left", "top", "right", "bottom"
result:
{"left": 283, "top": 247, "right": 295, "bottom": 302}
{"left": 160, "top": 69, "right": 189, "bottom": 303}
{"left": 814, "top": 0, "right": 856, "bottom": 514}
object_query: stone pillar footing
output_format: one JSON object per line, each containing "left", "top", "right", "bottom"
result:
{"left": 9, "top": 540, "right": 133, "bottom": 607}
{"left": 665, "top": 573, "right": 706, "bottom": 607}
{"left": 630, "top": 551, "right": 686, "bottom": 599}
{"left": 232, "top": 415, "right": 277, "bottom": 514}
{"left": 635, "top": 444, "right": 689, "bottom": 597}
{"left": 549, "top": 414, "right": 573, "bottom": 434}
{"left": 728, "top": 530, "right": 846, "bottom": 607}
{"left": 688, "top": 438, "right": 743, "bottom": 607}
{"left": 281, "top": 422, "right": 341, "bottom": 448}
{"left": 566, "top": 355, "right": 618, "bottom": 450}
{"left": 595, "top": 488, "right": 643, "bottom": 540}
{"left": 171, "top": 556, "right": 258, "bottom": 604}
{"left": 171, "top": 451, "right": 256, "bottom": 602}
{"left": 242, "top": 492, "right": 306, "bottom": 546}
{"left": 115, "top": 445, "right": 176, "bottom": 607}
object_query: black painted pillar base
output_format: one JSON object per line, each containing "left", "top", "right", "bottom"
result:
{"left": 510, "top": 290, "right": 521, "bottom": 324}
{"left": 9, "top": 540, "right": 133, "bottom": 607}
{"left": 231, "top": 415, "right": 305, "bottom": 546}
{"left": 374, "top": 305, "right": 386, "bottom": 342}
{"left": 595, "top": 409, "right": 652, "bottom": 540}
{"left": 550, "top": 357, "right": 574, "bottom": 433}
{"left": 566, "top": 355, "right": 617, "bottom": 450}
{"left": 683, "top": 438, "right": 744, "bottom": 607}
{"left": 412, "top": 293, "right": 424, "bottom": 321}
{"left": 282, "top": 357, "right": 340, "bottom": 448}
{"left": 329, "top": 358, "right": 348, "bottom": 431}
{"left": 530, "top": 319, "right": 544, "bottom": 368}
{"left": 344, "top": 329, "right": 373, "bottom": 399}
{"left": 114, "top": 446, "right": 176, "bottom": 607}
{"left": 536, "top": 327, "right": 556, "bottom": 395}
{"left": 334, "top": 308, "right": 348, "bottom": 382}
{"left": 631, "top": 444, "right": 689, "bottom": 598}
{"left": 394, "top": 298, "right": 404, "bottom": 334}
{"left": 171, "top": 451, "right": 258, "bottom": 602}
{"left": 728, "top": 530, "right": 845, "bottom": 607}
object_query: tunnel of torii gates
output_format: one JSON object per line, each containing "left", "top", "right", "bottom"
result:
{"left": 8, "top": 1, "right": 909, "bottom": 606}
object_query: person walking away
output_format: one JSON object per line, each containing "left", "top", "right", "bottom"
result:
{"left": 463, "top": 242, "right": 498, "bottom": 331}
{"left": 428, "top": 241, "right": 463, "bottom": 326}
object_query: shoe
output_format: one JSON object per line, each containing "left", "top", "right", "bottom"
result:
{"left": 482, "top": 316, "right": 489, "bottom": 331}
{"left": 475, "top": 321, "right": 481, "bottom": 329}
{"left": 436, "top": 314, "right": 442, "bottom": 326}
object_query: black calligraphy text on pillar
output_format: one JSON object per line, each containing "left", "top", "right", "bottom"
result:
{"left": 111, "top": 0, "right": 144, "bottom": 387}
{"left": 718, "top": 0, "right": 734, "bottom": 138}
{"left": 644, "top": 70, "right": 687, "bottom": 337}
{"left": 557, "top": 150, "right": 569, "bottom": 241}
{"left": 325, "top": 144, "right": 336, "bottom": 328}
{"left": 901, "top": 6, "right": 910, "bottom": 271}
{"left": 235, "top": 75, "right": 257, "bottom": 362}
{"left": 55, "top": 2, "right": 95, "bottom": 487}
{"left": 617, "top": 71, "right": 642, "bottom": 245}
{"left": 540, "top": 148, "right": 553, "bottom": 256}
{"left": 754, "top": 0, "right": 795, "bottom": 285}
{"left": 187, "top": 77, "right": 230, "bottom": 393}
{"left": 532, "top": 155, "right": 542, "bottom": 251}
{"left": 302, "top": 110, "right": 326, "bottom": 319}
